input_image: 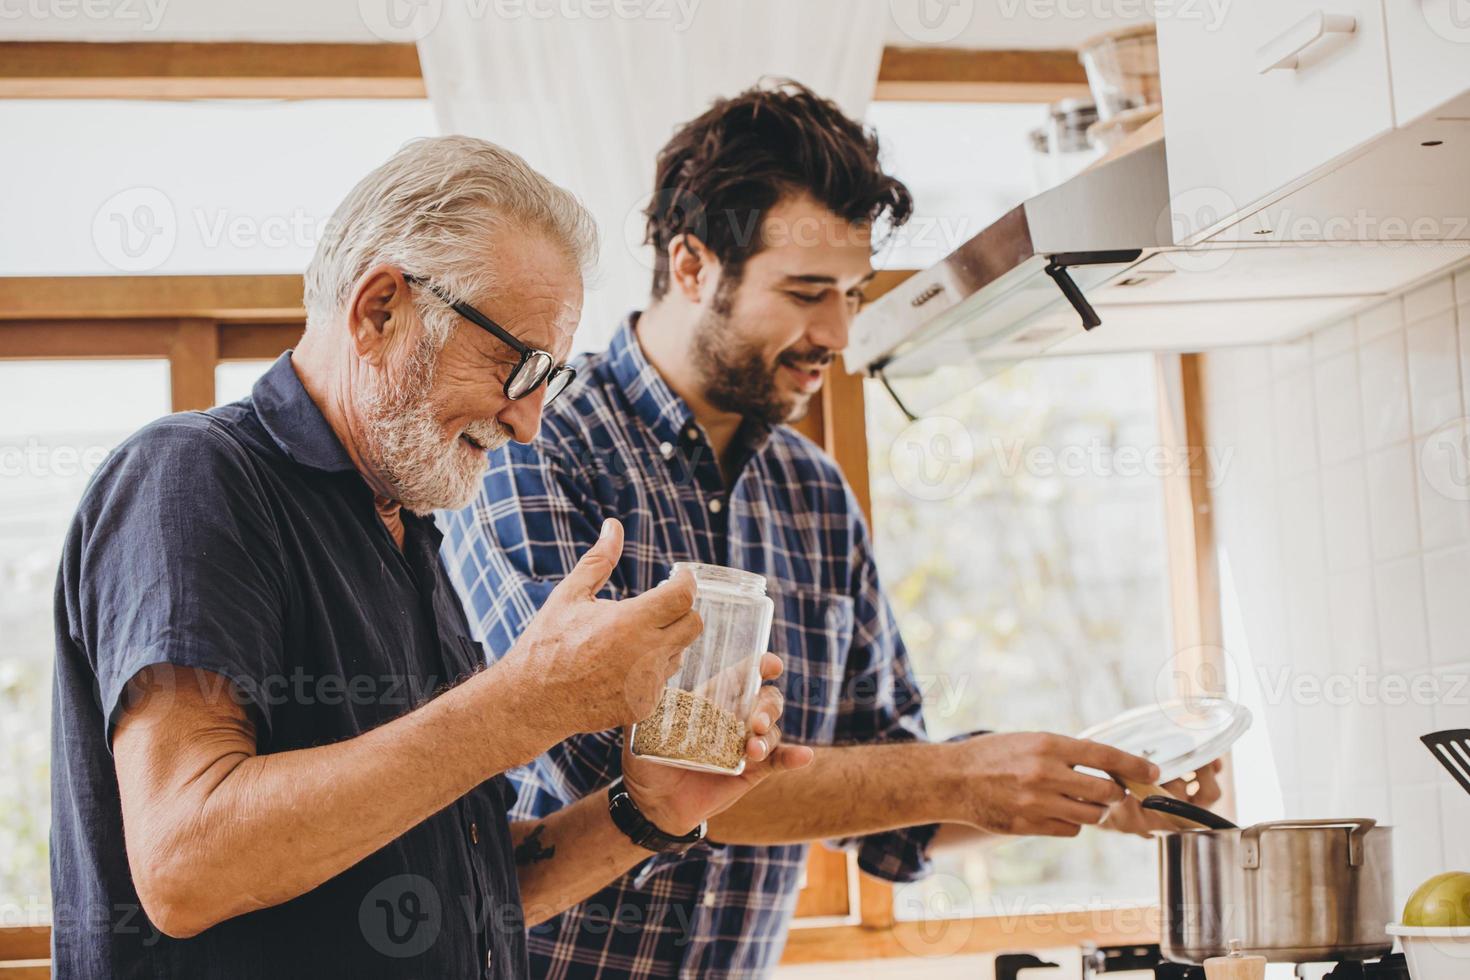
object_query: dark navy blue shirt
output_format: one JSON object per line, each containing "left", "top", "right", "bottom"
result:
{"left": 50, "top": 353, "right": 526, "bottom": 979}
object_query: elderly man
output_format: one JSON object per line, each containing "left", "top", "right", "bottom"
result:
{"left": 441, "top": 83, "right": 1219, "bottom": 978}
{"left": 49, "top": 136, "right": 809, "bottom": 979}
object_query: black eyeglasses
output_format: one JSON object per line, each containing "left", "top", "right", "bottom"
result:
{"left": 404, "top": 274, "right": 576, "bottom": 405}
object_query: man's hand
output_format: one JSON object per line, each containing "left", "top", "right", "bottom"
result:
{"left": 944, "top": 732, "right": 1161, "bottom": 837}
{"left": 1102, "top": 759, "right": 1226, "bottom": 837}
{"left": 501, "top": 518, "right": 703, "bottom": 736}
{"left": 620, "top": 654, "right": 815, "bottom": 836}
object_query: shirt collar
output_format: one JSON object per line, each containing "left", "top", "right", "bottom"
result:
{"left": 251, "top": 352, "right": 359, "bottom": 474}
{"left": 606, "top": 313, "right": 777, "bottom": 467}
{"left": 606, "top": 314, "right": 700, "bottom": 448}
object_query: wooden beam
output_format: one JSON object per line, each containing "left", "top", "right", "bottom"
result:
{"left": 0, "top": 276, "right": 304, "bottom": 322}
{"left": 874, "top": 46, "right": 1090, "bottom": 103}
{"left": 0, "top": 318, "right": 178, "bottom": 358}
{"left": 0, "top": 41, "right": 425, "bottom": 99}
{"left": 1155, "top": 351, "right": 1235, "bottom": 820}
{"left": 0, "top": 926, "right": 49, "bottom": 962}
{"left": 169, "top": 318, "right": 219, "bottom": 411}
{"left": 218, "top": 322, "right": 304, "bottom": 360}
{"left": 0, "top": 42, "right": 1087, "bottom": 105}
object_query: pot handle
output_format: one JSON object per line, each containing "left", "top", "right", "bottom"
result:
{"left": 1240, "top": 818, "right": 1377, "bottom": 870}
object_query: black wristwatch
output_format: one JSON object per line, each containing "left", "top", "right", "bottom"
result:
{"left": 606, "top": 777, "right": 706, "bottom": 854}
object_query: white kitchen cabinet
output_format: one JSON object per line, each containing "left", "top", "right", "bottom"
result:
{"left": 1157, "top": 1, "right": 1395, "bottom": 245}
{"left": 1382, "top": 1, "right": 1470, "bottom": 126}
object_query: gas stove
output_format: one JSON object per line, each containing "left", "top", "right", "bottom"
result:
{"left": 993, "top": 945, "right": 1410, "bottom": 980}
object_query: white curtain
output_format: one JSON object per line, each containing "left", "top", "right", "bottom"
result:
{"left": 417, "top": 1, "right": 888, "bottom": 352}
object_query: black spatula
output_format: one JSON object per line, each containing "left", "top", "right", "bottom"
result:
{"left": 1422, "top": 729, "right": 1470, "bottom": 796}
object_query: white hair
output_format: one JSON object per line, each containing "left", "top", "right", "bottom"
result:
{"left": 304, "top": 135, "right": 598, "bottom": 344}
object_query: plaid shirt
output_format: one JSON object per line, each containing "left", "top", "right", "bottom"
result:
{"left": 439, "top": 316, "right": 938, "bottom": 979}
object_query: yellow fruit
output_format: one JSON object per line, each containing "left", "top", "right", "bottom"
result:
{"left": 1403, "top": 872, "right": 1470, "bottom": 927}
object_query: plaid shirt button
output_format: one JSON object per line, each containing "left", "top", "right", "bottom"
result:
{"left": 659, "top": 441, "right": 674, "bottom": 459}
{"left": 708, "top": 498, "right": 723, "bottom": 514}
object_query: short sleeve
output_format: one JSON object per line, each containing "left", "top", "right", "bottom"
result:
{"left": 65, "top": 416, "right": 289, "bottom": 743}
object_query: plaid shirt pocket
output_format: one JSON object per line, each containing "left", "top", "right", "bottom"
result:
{"left": 769, "top": 586, "right": 854, "bottom": 744}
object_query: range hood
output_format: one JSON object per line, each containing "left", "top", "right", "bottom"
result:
{"left": 850, "top": 114, "right": 1470, "bottom": 418}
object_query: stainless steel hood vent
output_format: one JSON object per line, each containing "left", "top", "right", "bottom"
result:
{"left": 850, "top": 114, "right": 1470, "bottom": 418}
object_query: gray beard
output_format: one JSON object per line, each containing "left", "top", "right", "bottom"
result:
{"left": 359, "top": 338, "right": 510, "bottom": 515}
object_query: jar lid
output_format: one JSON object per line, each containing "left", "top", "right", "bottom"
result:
{"left": 1076, "top": 697, "right": 1252, "bottom": 783}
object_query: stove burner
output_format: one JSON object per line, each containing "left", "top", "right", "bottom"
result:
{"left": 1304, "top": 953, "right": 1409, "bottom": 980}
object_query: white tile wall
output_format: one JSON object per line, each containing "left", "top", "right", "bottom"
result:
{"left": 1203, "top": 259, "right": 1470, "bottom": 905}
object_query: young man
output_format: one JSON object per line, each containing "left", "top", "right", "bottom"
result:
{"left": 441, "top": 84, "right": 1213, "bottom": 977}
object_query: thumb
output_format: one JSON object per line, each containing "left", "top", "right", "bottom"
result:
{"left": 554, "top": 518, "right": 624, "bottom": 602}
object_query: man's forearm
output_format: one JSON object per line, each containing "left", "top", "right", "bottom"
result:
{"left": 705, "top": 740, "right": 964, "bottom": 845}
{"left": 511, "top": 789, "right": 666, "bottom": 926}
{"left": 120, "top": 660, "right": 566, "bottom": 936}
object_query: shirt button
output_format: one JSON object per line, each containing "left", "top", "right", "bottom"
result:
{"left": 702, "top": 891, "right": 716, "bottom": 907}
{"left": 659, "top": 441, "right": 674, "bottom": 459}
{"left": 470, "top": 821, "right": 479, "bottom": 845}
{"left": 684, "top": 426, "right": 699, "bottom": 441}
{"left": 708, "top": 499, "right": 723, "bottom": 514}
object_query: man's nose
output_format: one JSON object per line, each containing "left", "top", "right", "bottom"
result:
{"left": 807, "top": 300, "right": 853, "bottom": 354}
{"left": 498, "top": 390, "right": 546, "bottom": 444}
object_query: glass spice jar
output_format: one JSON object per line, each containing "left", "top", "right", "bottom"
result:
{"left": 630, "top": 562, "right": 774, "bottom": 775}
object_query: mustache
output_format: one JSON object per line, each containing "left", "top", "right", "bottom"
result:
{"left": 778, "top": 349, "right": 835, "bottom": 369}
{"left": 462, "top": 419, "right": 514, "bottom": 451}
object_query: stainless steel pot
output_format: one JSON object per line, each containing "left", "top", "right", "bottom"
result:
{"left": 1158, "top": 818, "right": 1394, "bottom": 964}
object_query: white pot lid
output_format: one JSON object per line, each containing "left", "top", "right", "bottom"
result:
{"left": 1077, "top": 697, "right": 1252, "bottom": 783}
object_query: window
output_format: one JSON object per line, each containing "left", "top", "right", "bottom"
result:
{"left": 0, "top": 99, "right": 436, "bottom": 276}
{"left": 865, "top": 352, "right": 1171, "bottom": 919}
{"left": 216, "top": 359, "right": 277, "bottom": 406}
{"left": 0, "top": 360, "right": 172, "bottom": 921}
{"left": 863, "top": 101, "right": 1058, "bottom": 270}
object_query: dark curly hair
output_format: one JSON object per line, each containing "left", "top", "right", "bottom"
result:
{"left": 644, "top": 79, "right": 913, "bottom": 300}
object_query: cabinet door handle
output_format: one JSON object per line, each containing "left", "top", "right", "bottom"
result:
{"left": 1256, "top": 10, "right": 1358, "bottom": 73}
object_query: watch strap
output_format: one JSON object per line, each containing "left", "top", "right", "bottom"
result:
{"left": 606, "top": 777, "right": 706, "bottom": 853}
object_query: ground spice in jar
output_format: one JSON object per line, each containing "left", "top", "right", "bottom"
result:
{"left": 632, "top": 688, "right": 747, "bottom": 772}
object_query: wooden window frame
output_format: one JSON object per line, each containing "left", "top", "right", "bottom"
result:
{"left": 0, "top": 41, "right": 1090, "bottom": 104}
